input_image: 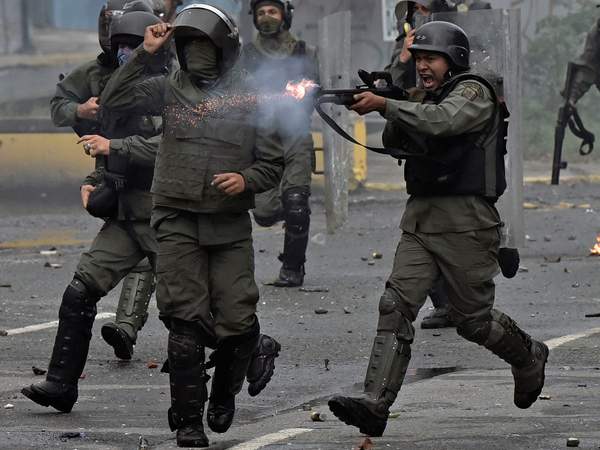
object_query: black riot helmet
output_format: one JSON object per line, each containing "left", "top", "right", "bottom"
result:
{"left": 409, "top": 21, "right": 470, "bottom": 71}
{"left": 110, "top": 10, "right": 161, "bottom": 52}
{"left": 98, "top": 0, "right": 128, "bottom": 54}
{"left": 173, "top": 4, "right": 241, "bottom": 74}
{"left": 249, "top": 0, "right": 294, "bottom": 31}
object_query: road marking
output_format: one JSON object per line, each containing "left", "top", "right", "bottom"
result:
{"left": 228, "top": 428, "right": 312, "bottom": 450}
{"left": 544, "top": 327, "right": 600, "bottom": 350}
{"left": 1, "top": 312, "right": 115, "bottom": 336}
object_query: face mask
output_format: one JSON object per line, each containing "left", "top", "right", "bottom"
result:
{"left": 257, "top": 15, "right": 282, "bottom": 36}
{"left": 184, "top": 39, "right": 219, "bottom": 80}
{"left": 117, "top": 46, "right": 134, "bottom": 66}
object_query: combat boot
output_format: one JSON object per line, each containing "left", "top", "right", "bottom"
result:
{"left": 207, "top": 325, "right": 260, "bottom": 433}
{"left": 457, "top": 310, "right": 549, "bottom": 409}
{"left": 420, "top": 307, "right": 454, "bottom": 329}
{"left": 246, "top": 334, "right": 281, "bottom": 396}
{"left": 329, "top": 333, "right": 412, "bottom": 437}
{"left": 167, "top": 321, "right": 209, "bottom": 448}
{"left": 22, "top": 279, "right": 98, "bottom": 413}
{"left": 102, "top": 262, "right": 154, "bottom": 360}
{"left": 272, "top": 263, "right": 305, "bottom": 287}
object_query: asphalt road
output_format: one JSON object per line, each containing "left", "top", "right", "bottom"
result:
{"left": 1, "top": 181, "right": 600, "bottom": 449}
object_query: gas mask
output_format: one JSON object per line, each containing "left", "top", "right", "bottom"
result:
{"left": 257, "top": 15, "right": 283, "bottom": 36}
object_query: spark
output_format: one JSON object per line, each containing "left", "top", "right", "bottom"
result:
{"left": 285, "top": 79, "right": 320, "bottom": 101}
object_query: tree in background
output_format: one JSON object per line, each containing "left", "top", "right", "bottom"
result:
{"left": 523, "top": 0, "right": 599, "bottom": 160}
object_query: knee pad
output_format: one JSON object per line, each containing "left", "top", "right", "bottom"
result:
{"left": 457, "top": 310, "right": 512, "bottom": 347}
{"left": 59, "top": 278, "right": 97, "bottom": 322}
{"left": 376, "top": 290, "right": 414, "bottom": 343}
{"left": 283, "top": 187, "right": 310, "bottom": 232}
{"left": 168, "top": 329, "right": 205, "bottom": 370}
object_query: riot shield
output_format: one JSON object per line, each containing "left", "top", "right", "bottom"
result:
{"left": 429, "top": 8, "right": 524, "bottom": 248}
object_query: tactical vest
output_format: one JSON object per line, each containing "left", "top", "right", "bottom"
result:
{"left": 403, "top": 73, "right": 508, "bottom": 201}
{"left": 152, "top": 77, "right": 257, "bottom": 213}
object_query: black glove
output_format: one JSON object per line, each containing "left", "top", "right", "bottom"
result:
{"left": 498, "top": 247, "right": 520, "bottom": 279}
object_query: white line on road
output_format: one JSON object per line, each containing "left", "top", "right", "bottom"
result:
{"left": 228, "top": 428, "right": 313, "bottom": 450}
{"left": 544, "top": 327, "right": 600, "bottom": 350}
{"left": 1, "top": 312, "right": 115, "bottom": 336}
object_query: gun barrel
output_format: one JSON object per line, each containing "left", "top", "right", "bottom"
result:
{"left": 551, "top": 124, "right": 567, "bottom": 185}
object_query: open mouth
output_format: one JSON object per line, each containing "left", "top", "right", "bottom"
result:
{"left": 420, "top": 73, "right": 435, "bottom": 89}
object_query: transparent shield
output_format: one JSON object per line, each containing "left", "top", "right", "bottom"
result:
{"left": 430, "top": 8, "right": 524, "bottom": 248}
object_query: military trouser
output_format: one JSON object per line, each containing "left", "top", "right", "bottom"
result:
{"left": 154, "top": 211, "right": 260, "bottom": 338}
{"left": 77, "top": 219, "right": 157, "bottom": 296}
{"left": 253, "top": 132, "right": 313, "bottom": 270}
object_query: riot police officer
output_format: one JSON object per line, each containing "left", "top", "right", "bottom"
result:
{"left": 22, "top": 8, "right": 167, "bottom": 412}
{"left": 99, "top": 5, "right": 284, "bottom": 447}
{"left": 328, "top": 21, "right": 548, "bottom": 437}
{"left": 241, "top": 0, "right": 319, "bottom": 287}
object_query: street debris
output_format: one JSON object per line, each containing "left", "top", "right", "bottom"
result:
{"left": 311, "top": 233, "right": 326, "bottom": 246}
{"left": 324, "top": 358, "right": 330, "bottom": 371}
{"left": 577, "top": 384, "right": 587, "bottom": 388}
{"left": 138, "top": 436, "right": 149, "bottom": 449}
{"left": 539, "top": 395, "right": 551, "bottom": 400}
{"left": 360, "top": 256, "right": 368, "bottom": 261}
{"left": 367, "top": 261, "right": 375, "bottom": 266}
{"left": 568, "top": 235, "right": 577, "bottom": 241}
{"left": 544, "top": 256, "right": 561, "bottom": 263}
{"left": 432, "top": 332, "right": 441, "bottom": 337}
{"left": 299, "top": 287, "right": 329, "bottom": 293}
{"left": 40, "top": 249, "right": 58, "bottom": 256}
{"left": 59, "top": 431, "right": 82, "bottom": 441}
{"left": 523, "top": 202, "right": 539, "bottom": 210}
{"left": 314, "top": 308, "right": 328, "bottom": 315}
{"left": 32, "top": 366, "right": 47, "bottom": 376}
{"left": 44, "top": 262, "right": 63, "bottom": 269}
{"left": 343, "top": 307, "right": 352, "bottom": 314}
{"left": 571, "top": 283, "right": 580, "bottom": 288}
{"left": 3, "top": 404, "right": 14, "bottom": 409}
{"left": 590, "top": 234, "right": 600, "bottom": 256}
{"left": 0, "top": 283, "right": 11, "bottom": 288}
{"left": 389, "top": 412, "right": 401, "bottom": 419}
{"left": 0, "top": 330, "right": 7, "bottom": 336}
{"left": 301, "top": 404, "right": 312, "bottom": 411}
{"left": 147, "top": 360, "right": 159, "bottom": 369}
{"left": 310, "top": 411, "right": 325, "bottom": 422}
{"left": 355, "top": 437, "right": 374, "bottom": 450}
{"left": 525, "top": 234, "right": 536, "bottom": 242}
{"left": 543, "top": 236, "right": 552, "bottom": 242}
{"left": 585, "top": 313, "right": 600, "bottom": 318}
{"left": 518, "top": 266, "right": 529, "bottom": 273}
{"left": 372, "top": 251, "right": 383, "bottom": 259}
{"left": 566, "top": 437, "right": 580, "bottom": 447}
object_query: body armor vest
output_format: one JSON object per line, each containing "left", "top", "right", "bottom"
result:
{"left": 403, "top": 73, "right": 508, "bottom": 201}
{"left": 152, "top": 76, "right": 258, "bottom": 213}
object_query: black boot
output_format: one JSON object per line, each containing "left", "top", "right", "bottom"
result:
{"left": 246, "top": 334, "right": 281, "bottom": 397}
{"left": 102, "top": 261, "right": 154, "bottom": 360}
{"left": 273, "top": 188, "right": 310, "bottom": 288}
{"left": 273, "top": 262, "right": 305, "bottom": 288}
{"left": 420, "top": 307, "right": 454, "bottom": 329}
{"left": 207, "top": 323, "right": 260, "bottom": 433}
{"left": 457, "top": 310, "right": 549, "bottom": 410}
{"left": 167, "top": 320, "right": 209, "bottom": 448}
{"left": 22, "top": 279, "right": 97, "bottom": 413}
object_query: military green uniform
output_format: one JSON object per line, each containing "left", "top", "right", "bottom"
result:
{"left": 329, "top": 71, "right": 547, "bottom": 437}
{"left": 239, "top": 30, "right": 318, "bottom": 286}
{"left": 51, "top": 54, "right": 159, "bottom": 306}
{"left": 100, "top": 46, "right": 284, "bottom": 338}
{"left": 570, "top": 18, "right": 600, "bottom": 104}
